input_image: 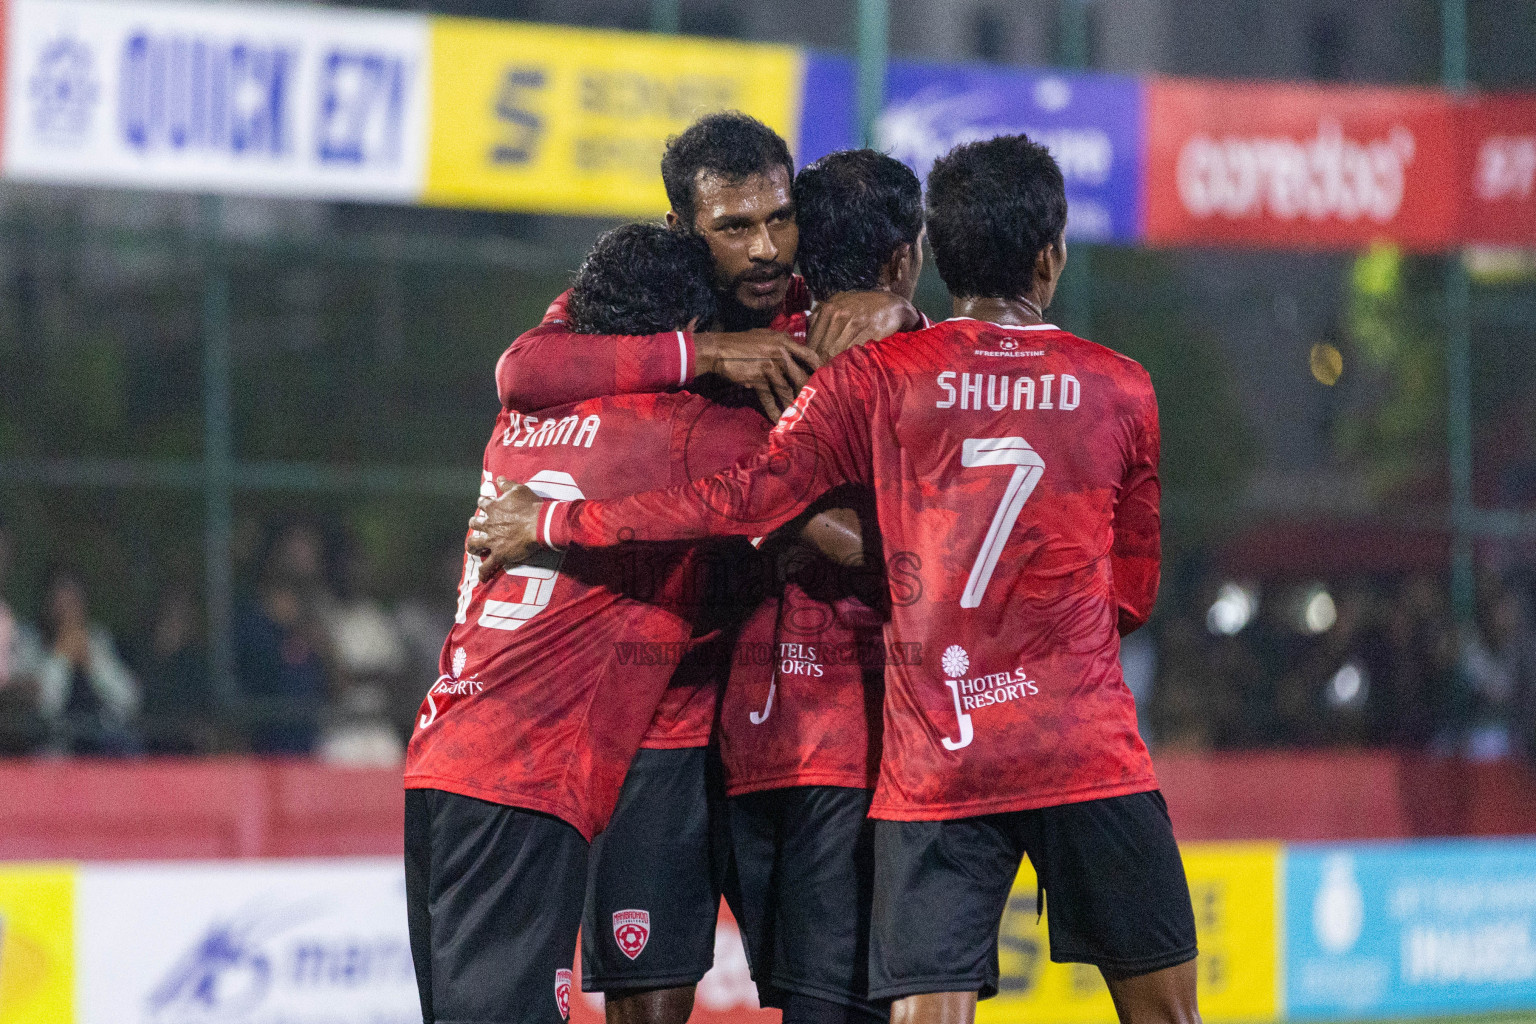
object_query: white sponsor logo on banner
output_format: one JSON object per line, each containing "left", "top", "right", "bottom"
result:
{"left": 78, "top": 859, "right": 419, "bottom": 1024}
{"left": 877, "top": 85, "right": 1116, "bottom": 238}
{"left": 1477, "top": 135, "right": 1536, "bottom": 202}
{"left": 4, "top": 0, "right": 430, "bottom": 201}
{"left": 1175, "top": 121, "right": 1416, "bottom": 224}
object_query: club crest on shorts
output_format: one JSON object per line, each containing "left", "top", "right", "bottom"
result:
{"left": 612, "top": 909, "right": 651, "bottom": 959}
{"left": 554, "top": 968, "right": 572, "bottom": 1019}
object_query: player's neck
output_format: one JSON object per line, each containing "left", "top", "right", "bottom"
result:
{"left": 952, "top": 295, "right": 1047, "bottom": 328}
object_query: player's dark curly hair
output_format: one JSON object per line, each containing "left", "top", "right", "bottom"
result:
{"left": 566, "top": 223, "right": 718, "bottom": 335}
{"left": 925, "top": 135, "right": 1067, "bottom": 300}
{"left": 792, "top": 150, "right": 923, "bottom": 302}
{"left": 661, "top": 112, "right": 794, "bottom": 229}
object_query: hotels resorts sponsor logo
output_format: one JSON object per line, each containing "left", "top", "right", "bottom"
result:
{"left": 774, "top": 387, "right": 816, "bottom": 433}
{"left": 939, "top": 644, "right": 1040, "bottom": 751}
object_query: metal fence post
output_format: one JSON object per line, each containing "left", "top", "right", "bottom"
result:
{"left": 1442, "top": 0, "right": 1474, "bottom": 620}
{"left": 1056, "top": 0, "right": 1092, "bottom": 338}
{"left": 201, "top": 196, "right": 237, "bottom": 706}
{"left": 649, "top": 0, "right": 679, "bottom": 35}
{"left": 856, "top": 0, "right": 889, "bottom": 147}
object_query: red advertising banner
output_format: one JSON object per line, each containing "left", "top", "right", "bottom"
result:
{"left": 1144, "top": 78, "right": 1459, "bottom": 250}
{"left": 1459, "top": 94, "right": 1536, "bottom": 246}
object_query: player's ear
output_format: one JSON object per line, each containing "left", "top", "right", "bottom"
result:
{"left": 1035, "top": 233, "right": 1066, "bottom": 288}
{"left": 1033, "top": 246, "right": 1052, "bottom": 289}
{"left": 665, "top": 210, "right": 681, "bottom": 229}
{"left": 878, "top": 243, "right": 911, "bottom": 290}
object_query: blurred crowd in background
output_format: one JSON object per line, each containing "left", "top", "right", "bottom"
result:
{"left": 3, "top": 513, "right": 1534, "bottom": 766}
{"left": 0, "top": 520, "right": 455, "bottom": 763}
{"left": 1134, "top": 566, "right": 1536, "bottom": 758}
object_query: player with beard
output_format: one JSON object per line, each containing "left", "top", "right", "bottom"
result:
{"left": 719, "top": 150, "right": 928, "bottom": 1024}
{"left": 471, "top": 135, "right": 1200, "bottom": 1024}
{"left": 493, "top": 112, "right": 920, "bottom": 420}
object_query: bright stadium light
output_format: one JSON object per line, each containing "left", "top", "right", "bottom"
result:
{"left": 1302, "top": 587, "right": 1338, "bottom": 634}
{"left": 1206, "top": 583, "right": 1257, "bottom": 636}
{"left": 1327, "top": 660, "right": 1368, "bottom": 707}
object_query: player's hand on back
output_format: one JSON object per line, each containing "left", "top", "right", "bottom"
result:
{"left": 806, "top": 291, "right": 921, "bottom": 361}
{"left": 469, "top": 477, "right": 545, "bottom": 582}
{"left": 693, "top": 329, "right": 820, "bottom": 420}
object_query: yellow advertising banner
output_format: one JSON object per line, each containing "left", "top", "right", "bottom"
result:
{"left": 976, "top": 842, "right": 1281, "bottom": 1024}
{"left": 0, "top": 865, "right": 74, "bottom": 1024}
{"left": 424, "top": 19, "right": 804, "bottom": 216}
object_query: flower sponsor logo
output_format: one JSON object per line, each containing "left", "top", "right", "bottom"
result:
{"left": 417, "top": 647, "right": 483, "bottom": 729}
{"left": 941, "top": 644, "right": 970, "bottom": 678}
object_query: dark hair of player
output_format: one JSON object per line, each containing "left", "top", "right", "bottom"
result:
{"left": 661, "top": 112, "right": 795, "bottom": 229}
{"left": 925, "top": 134, "right": 1067, "bottom": 300}
{"left": 791, "top": 149, "right": 923, "bottom": 302}
{"left": 566, "top": 223, "right": 719, "bottom": 336}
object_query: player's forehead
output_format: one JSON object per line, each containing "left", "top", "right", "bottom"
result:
{"left": 692, "top": 167, "right": 793, "bottom": 225}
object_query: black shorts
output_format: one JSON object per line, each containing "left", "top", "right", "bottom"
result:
{"left": 581, "top": 746, "right": 729, "bottom": 992}
{"left": 730, "top": 786, "right": 886, "bottom": 1018}
{"left": 868, "top": 789, "right": 1197, "bottom": 1002}
{"left": 405, "top": 788, "right": 589, "bottom": 1024}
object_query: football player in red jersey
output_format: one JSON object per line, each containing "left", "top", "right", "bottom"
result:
{"left": 488, "top": 114, "right": 920, "bottom": 1024}
{"left": 493, "top": 112, "right": 920, "bottom": 422}
{"left": 403, "top": 224, "right": 773, "bottom": 1024}
{"left": 472, "top": 135, "right": 1200, "bottom": 1024}
{"left": 719, "top": 150, "right": 928, "bottom": 1024}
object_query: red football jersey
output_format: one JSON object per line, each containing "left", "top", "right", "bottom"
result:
{"left": 404, "top": 393, "right": 766, "bottom": 839}
{"left": 492, "top": 278, "right": 808, "bottom": 748}
{"left": 639, "top": 634, "right": 731, "bottom": 750}
{"left": 495, "top": 278, "right": 811, "bottom": 412}
{"left": 720, "top": 581, "right": 885, "bottom": 795}
{"left": 716, "top": 308, "right": 926, "bottom": 796}
{"left": 544, "top": 319, "right": 1162, "bottom": 821}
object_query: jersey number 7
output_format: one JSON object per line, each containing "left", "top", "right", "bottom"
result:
{"left": 959, "top": 438, "right": 1045, "bottom": 609}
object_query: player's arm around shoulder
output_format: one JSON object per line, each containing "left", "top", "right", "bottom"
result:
{"left": 805, "top": 290, "right": 923, "bottom": 360}
{"left": 495, "top": 289, "right": 697, "bottom": 411}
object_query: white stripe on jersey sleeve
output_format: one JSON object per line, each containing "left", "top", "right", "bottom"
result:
{"left": 542, "top": 501, "right": 566, "bottom": 548}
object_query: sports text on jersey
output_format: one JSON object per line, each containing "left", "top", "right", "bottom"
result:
{"left": 502, "top": 411, "right": 602, "bottom": 448}
{"left": 418, "top": 646, "right": 484, "bottom": 729}
{"left": 934, "top": 372, "right": 1082, "bottom": 412}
